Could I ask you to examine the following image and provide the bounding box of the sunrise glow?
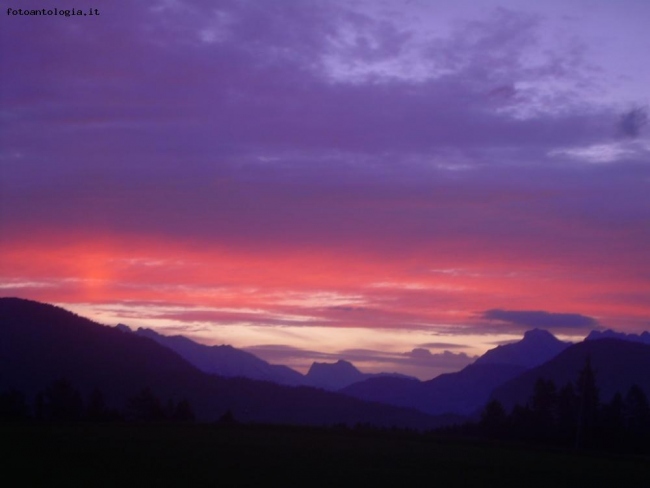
[1,0,649,379]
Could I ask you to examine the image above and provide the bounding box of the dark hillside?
[342,362,525,415]
[0,297,450,429]
[491,339,650,410]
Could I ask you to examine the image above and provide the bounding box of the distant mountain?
[303,360,415,390]
[130,326,306,386]
[341,363,525,416]
[0,297,452,429]
[473,328,571,368]
[342,329,569,416]
[586,329,650,346]
[125,327,415,390]
[490,339,650,411]
[306,360,365,390]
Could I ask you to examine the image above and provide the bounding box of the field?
[3,422,648,486]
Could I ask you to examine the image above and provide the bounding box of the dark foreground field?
[3,422,648,486]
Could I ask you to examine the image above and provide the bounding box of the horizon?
[105,318,649,380]
[1,0,649,380]
[1,295,647,383]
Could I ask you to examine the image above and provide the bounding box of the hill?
[0,297,457,429]
[341,363,525,416]
[586,329,650,346]
[490,339,650,411]
[131,327,415,390]
[473,328,570,368]
[304,359,415,390]
[132,326,305,386]
[341,328,568,415]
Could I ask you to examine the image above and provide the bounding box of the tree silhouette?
[623,385,649,436]
[171,399,195,422]
[85,389,121,422]
[480,399,507,437]
[530,378,557,439]
[463,359,649,453]
[43,379,84,422]
[575,356,599,448]
[0,389,30,421]
[126,388,166,422]
[86,389,107,420]
[600,392,625,449]
[218,409,237,425]
[556,382,577,442]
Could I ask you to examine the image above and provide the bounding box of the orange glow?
[2,230,648,330]
[2,229,649,379]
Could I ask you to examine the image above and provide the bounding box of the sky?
[1,0,649,380]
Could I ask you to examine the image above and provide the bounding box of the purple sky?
[1,0,649,379]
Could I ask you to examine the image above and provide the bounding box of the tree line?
[455,357,650,453]
[3,360,648,454]
[0,379,195,423]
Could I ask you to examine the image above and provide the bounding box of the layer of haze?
[1,0,649,379]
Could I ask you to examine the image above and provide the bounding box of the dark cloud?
[404,348,476,368]
[418,342,467,349]
[328,306,368,312]
[409,348,433,359]
[618,106,648,138]
[482,309,599,330]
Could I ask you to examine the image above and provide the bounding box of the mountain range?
[473,328,571,368]
[128,326,416,390]
[131,326,306,386]
[137,325,573,416]
[0,297,458,429]
[2,297,648,425]
[340,329,570,416]
[490,338,650,410]
[586,329,650,345]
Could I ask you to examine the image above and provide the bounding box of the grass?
[3,422,648,486]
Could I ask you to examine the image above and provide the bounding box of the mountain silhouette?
[341,329,568,415]
[304,360,415,390]
[490,338,650,411]
[473,328,571,368]
[130,326,306,386]
[306,360,365,390]
[0,297,453,428]
[341,363,525,416]
[586,329,650,346]
[126,326,415,389]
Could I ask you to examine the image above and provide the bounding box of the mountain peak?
[136,326,159,336]
[474,329,570,369]
[522,328,560,343]
[1,298,446,429]
[306,360,365,390]
[308,359,360,375]
[128,327,306,386]
[586,329,650,345]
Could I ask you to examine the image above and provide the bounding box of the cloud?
[418,342,467,349]
[404,348,476,368]
[481,309,599,330]
[549,142,644,164]
[244,344,475,379]
[618,106,648,138]
[2,0,649,348]
[243,344,336,363]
